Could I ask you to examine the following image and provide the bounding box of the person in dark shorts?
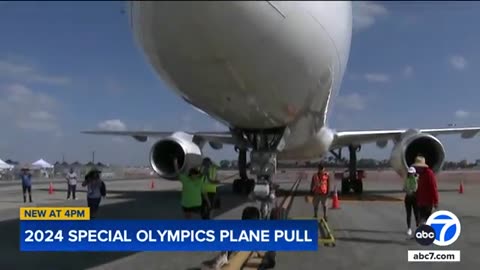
[174,158,209,219]
[82,168,105,218]
[20,168,33,203]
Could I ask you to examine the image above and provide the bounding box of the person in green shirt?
[199,158,221,220]
[404,166,419,237]
[174,158,210,219]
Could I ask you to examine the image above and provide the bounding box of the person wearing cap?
[82,168,105,218]
[199,157,220,220]
[20,168,33,203]
[412,155,439,224]
[404,166,419,237]
[174,158,209,219]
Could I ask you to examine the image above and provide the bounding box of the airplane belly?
[131,1,350,130]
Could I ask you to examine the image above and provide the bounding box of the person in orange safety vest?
[310,164,330,221]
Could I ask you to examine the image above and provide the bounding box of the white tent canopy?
[0,159,13,170]
[31,159,53,169]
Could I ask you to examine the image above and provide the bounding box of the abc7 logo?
[415,225,436,246]
[415,210,461,246]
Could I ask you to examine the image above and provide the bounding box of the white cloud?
[0,83,60,132]
[336,93,366,111]
[352,1,388,32]
[29,111,54,121]
[97,120,128,143]
[97,119,127,131]
[364,73,390,83]
[0,59,71,85]
[455,110,470,119]
[449,55,467,70]
[403,66,413,78]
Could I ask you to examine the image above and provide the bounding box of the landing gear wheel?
[270,207,287,220]
[242,206,260,220]
[245,179,255,195]
[259,251,277,269]
[354,181,363,194]
[341,179,350,194]
[232,179,242,194]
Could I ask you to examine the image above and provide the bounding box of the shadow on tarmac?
[282,188,458,203]
[0,184,247,270]
[335,236,410,246]
[334,228,405,235]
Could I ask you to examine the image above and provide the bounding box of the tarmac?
[0,170,478,270]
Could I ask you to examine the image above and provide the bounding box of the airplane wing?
[83,126,480,152]
[332,127,480,149]
[81,130,239,145]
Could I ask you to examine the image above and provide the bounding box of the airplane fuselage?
[130,1,352,159]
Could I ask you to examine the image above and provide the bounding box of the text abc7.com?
[409,210,461,262]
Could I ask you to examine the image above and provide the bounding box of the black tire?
[341,179,350,194]
[354,180,363,194]
[242,206,260,220]
[259,251,276,269]
[270,207,286,220]
[232,179,241,194]
[245,179,255,194]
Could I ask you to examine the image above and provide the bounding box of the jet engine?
[390,130,445,177]
[149,132,203,180]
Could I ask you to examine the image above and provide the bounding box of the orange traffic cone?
[48,182,54,195]
[459,181,464,194]
[331,185,340,209]
[150,179,155,190]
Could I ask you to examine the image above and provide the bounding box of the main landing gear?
[339,145,363,194]
[232,147,255,195]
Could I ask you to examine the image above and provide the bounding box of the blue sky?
[0,1,479,165]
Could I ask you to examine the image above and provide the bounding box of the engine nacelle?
[390,131,445,178]
[149,132,203,180]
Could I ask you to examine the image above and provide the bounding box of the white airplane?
[84,1,480,219]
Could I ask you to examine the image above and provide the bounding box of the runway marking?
[338,194,403,202]
[290,217,336,247]
[318,218,335,247]
[221,173,305,270]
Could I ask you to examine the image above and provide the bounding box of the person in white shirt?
[66,168,78,200]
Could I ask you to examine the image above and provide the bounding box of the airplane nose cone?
[131,1,352,129]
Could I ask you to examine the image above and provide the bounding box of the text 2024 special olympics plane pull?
[84,1,480,219]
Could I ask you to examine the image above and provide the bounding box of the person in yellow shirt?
[200,158,220,220]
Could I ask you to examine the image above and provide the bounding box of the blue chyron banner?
[20,220,318,251]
